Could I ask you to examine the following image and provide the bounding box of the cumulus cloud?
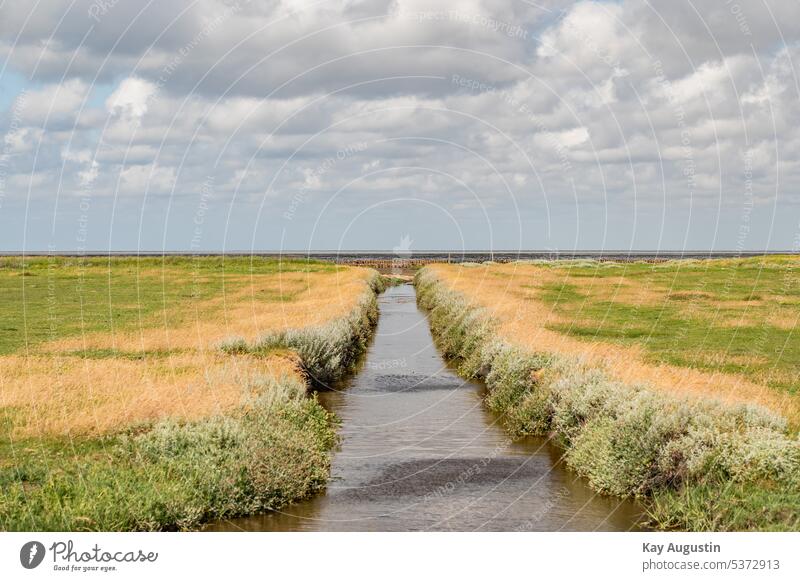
[19,79,90,127]
[107,77,157,122]
[1,0,799,250]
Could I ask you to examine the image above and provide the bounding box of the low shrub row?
[1,374,336,531]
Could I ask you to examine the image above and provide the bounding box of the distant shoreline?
[0,250,796,263]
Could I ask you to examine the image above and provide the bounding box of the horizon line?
[1,249,797,256]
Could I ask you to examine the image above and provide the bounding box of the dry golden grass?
[428,262,800,425]
[0,352,298,437]
[1,266,374,438]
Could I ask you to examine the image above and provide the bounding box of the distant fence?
[339,258,447,268]
[317,253,779,268]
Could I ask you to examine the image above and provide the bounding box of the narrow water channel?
[210,284,642,531]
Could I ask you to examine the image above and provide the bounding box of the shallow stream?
[209,284,642,531]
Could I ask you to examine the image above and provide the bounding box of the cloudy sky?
[1,0,799,252]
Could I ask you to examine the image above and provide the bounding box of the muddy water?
[210,285,643,531]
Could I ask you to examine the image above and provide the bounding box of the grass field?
[0,256,379,530]
[417,257,800,531]
[425,257,800,425]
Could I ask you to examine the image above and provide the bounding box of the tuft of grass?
[379,275,411,287]
[416,266,800,531]
[62,347,185,360]
[216,336,250,355]
[649,480,800,531]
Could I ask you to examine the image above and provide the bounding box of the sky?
[1,0,799,252]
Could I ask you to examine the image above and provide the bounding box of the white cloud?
[2,0,799,250]
[106,77,157,122]
[669,60,734,104]
[119,164,176,194]
[20,79,89,125]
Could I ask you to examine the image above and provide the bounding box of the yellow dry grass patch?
[1,267,374,438]
[429,263,800,424]
[0,353,299,438]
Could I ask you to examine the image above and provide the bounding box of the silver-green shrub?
[221,272,382,385]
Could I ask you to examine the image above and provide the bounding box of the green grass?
[0,257,378,531]
[0,256,339,355]
[52,347,186,360]
[649,480,800,531]
[532,257,800,394]
[0,375,338,531]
